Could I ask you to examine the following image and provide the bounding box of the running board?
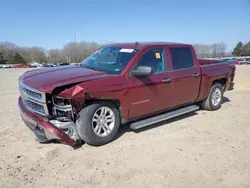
[130,105,199,130]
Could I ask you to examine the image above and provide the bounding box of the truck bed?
[198,59,224,66]
[197,59,236,102]
[198,59,237,66]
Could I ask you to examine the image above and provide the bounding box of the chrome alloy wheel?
[211,88,222,106]
[92,106,115,137]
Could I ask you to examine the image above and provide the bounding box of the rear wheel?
[76,101,120,146]
[201,83,223,111]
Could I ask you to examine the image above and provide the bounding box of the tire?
[201,83,223,111]
[76,101,120,146]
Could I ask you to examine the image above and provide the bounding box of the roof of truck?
[107,41,190,49]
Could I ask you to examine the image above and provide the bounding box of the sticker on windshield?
[119,48,135,53]
[155,52,161,59]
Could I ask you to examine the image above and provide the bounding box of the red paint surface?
[14,64,31,68]
[19,65,110,93]
[18,97,76,146]
[18,42,236,143]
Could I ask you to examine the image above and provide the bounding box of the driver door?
[126,47,174,120]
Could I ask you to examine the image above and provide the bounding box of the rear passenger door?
[168,46,201,106]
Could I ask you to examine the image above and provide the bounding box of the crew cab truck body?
[18,42,235,147]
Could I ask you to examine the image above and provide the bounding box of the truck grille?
[22,87,42,100]
[19,81,48,116]
[23,99,46,115]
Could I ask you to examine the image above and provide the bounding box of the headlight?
[52,96,73,121]
[53,96,71,107]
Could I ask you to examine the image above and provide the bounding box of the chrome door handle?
[161,78,172,83]
[192,73,200,77]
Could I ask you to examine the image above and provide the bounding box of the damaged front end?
[51,95,78,140]
[18,81,85,148]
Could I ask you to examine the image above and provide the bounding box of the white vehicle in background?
[0,64,12,68]
[47,64,57,67]
[29,62,43,68]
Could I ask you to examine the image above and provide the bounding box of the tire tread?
[76,101,120,146]
[201,83,223,111]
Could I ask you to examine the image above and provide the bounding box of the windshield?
[80,46,138,74]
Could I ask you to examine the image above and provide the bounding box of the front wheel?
[76,101,120,146]
[201,83,223,111]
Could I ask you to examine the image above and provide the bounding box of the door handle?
[161,78,172,83]
[192,73,200,77]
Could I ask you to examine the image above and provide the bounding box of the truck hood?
[20,65,110,93]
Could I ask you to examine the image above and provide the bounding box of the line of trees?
[0,41,249,64]
[232,41,250,56]
[48,42,100,64]
[193,42,228,58]
[0,41,101,64]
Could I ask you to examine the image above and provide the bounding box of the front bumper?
[18,97,79,147]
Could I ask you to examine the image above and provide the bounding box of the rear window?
[170,47,194,70]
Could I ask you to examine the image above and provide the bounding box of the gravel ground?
[0,66,250,188]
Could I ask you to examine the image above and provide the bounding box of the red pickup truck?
[18,42,235,148]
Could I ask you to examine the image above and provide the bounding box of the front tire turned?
[201,83,223,111]
[76,101,120,146]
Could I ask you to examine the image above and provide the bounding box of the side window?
[170,47,194,70]
[134,48,166,74]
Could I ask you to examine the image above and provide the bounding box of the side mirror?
[131,66,153,77]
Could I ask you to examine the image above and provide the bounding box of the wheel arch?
[212,77,227,89]
[197,76,227,103]
[85,99,125,124]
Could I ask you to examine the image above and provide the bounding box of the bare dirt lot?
[0,66,250,188]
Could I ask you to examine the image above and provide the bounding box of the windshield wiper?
[88,67,100,71]
[80,64,101,72]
